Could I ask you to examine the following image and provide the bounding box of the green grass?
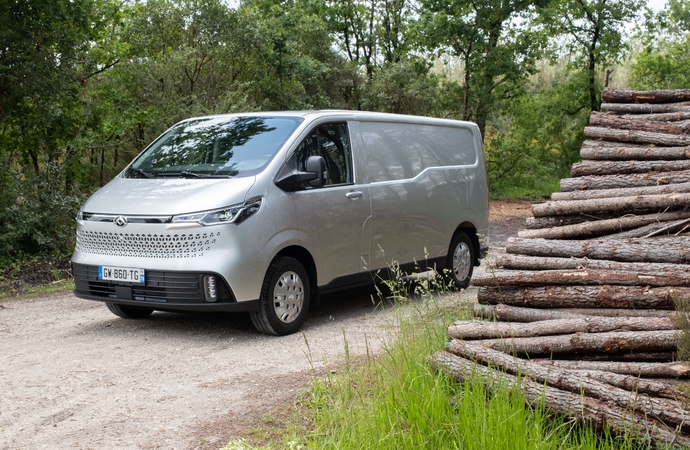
[0,278,74,301]
[265,288,642,450]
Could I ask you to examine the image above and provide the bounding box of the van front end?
[71,206,267,313]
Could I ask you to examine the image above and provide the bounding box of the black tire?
[445,232,475,289]
[250,257,310,336]
[106,302,154,319]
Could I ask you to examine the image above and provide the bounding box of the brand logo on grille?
[114,216,128,228]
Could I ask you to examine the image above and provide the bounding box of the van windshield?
[127,116,303,178]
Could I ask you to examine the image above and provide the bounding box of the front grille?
[73,264,234,303]
[75,230,220,258]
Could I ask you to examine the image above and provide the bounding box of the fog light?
[203,275,218,302]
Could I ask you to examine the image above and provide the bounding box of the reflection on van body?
[71,111,489,335]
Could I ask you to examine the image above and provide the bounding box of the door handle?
[345,190,364,199]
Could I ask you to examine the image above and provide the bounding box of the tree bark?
[447,340,690,432]
[525,214,617,229]
[580,144,690,161]
[550,182,690,201]
[477,285,682,309]
[598,221,678,240]
[431,351,690,449]
[589,111,690,135]
[505,236,690,264]
[560,170,690,192]
[448,317,674,340]
[584,126,690,146]
[493,253,690,274]
[602,88,690,104]
[571,160,690,177]
[558,352,675,362]
[473,269,690,288]
[472,303,674,322]
[570,368,682,399]
[471,330,677,356]
[532,193,690,217]
[517,210,690,239]
[601,102,690,114]
[620,111,690,122]
[535,360,690,378]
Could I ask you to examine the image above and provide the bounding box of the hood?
[82,176,257,215]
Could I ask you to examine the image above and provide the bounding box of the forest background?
[0,0,689,267]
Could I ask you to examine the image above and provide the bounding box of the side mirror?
[306,156,326,188]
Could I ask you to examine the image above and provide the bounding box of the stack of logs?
[433,88,690,447]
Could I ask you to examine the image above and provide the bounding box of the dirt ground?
[0,200,533,450]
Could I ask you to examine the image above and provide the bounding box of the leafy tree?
[417,0,548,139]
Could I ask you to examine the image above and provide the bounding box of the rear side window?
[360,122,477,183]
[294,123,353,186]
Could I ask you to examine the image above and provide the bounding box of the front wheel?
[445,232,475,290]
[106,303,154,319]
[250,257,311,336]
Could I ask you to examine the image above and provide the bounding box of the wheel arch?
[274,245,320,305]
[451,222,480,266]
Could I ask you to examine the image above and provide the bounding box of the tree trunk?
[473,269,690,288]
[517,210,690,239]
[602,88,690,104]
[580,144,690,161]
[447,340,690,432]
[584,126,690,146]
[472,303,674,322]
[550,182,690,201]
[535,359,690,378]
[558,352,675,362]
[571,160,690,177]
[525,214,617,229]
[589,111,690,135]
[431,351,690,449]
[477,285,681,309]
[620,111,690,122]
[532,193,690,217]
[601,102,690,114]
[471,330,677,356]
[571,369,682,399]
[493,253,690,274]
[506,236,690,264]
[448,317,674,340]
[560,170,690,192]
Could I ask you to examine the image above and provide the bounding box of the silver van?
[71,111,489,335]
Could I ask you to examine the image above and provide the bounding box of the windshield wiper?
[127,167,153,178]
[179,170,204,178]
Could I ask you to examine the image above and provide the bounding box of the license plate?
[98,266,145,284]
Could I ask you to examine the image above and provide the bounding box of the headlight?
[171,197,262,226]
[76,208,84,220]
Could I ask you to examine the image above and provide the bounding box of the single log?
[584,126,690,146]
[573,369,682,399]
[505,236,690,264]
[580,144,690,161]
[532,193,690,217]
[558,352,675,362]
[517,211,690,239]
[645,217,690,237]
[550,183,690,201]
[601,88,690,104]
[598,221,673,240]
[589,111,690,135]
[493,253,690,274]
[535,360,690,378]
[560,170,690,192]
[620,111,690,122]
[525,214,616,229]
[473,330,677,356]
[431,351,690,449]
[572,160,690,177]
[448,317,674,340]
[477,285,682,309]
[473,269,690,288]
[472,303,674,322]
[447,340,690,432]
[601,102,690,114]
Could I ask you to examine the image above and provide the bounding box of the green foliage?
[630,0,690,89]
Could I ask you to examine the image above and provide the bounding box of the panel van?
[71,111,489,335]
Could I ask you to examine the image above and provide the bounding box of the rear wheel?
[445,232,475,289]
[106,302,154,319]
[250,257,310,336]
